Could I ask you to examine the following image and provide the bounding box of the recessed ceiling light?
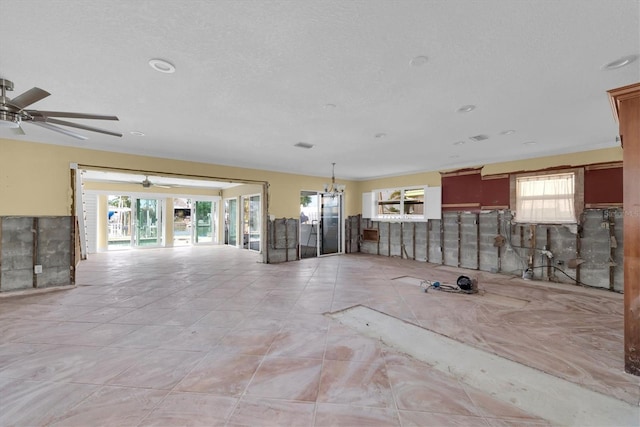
[130,131,145,136]
[500,130,516,135]
[148,58,176,73]
[410,55,428,67]
[375,133,386,139]
[294,142,314,149]
[323,103,336,109]
[602,55,638,70]
[453,140,466,146]
[457,105,476,113]
[523,141,537,145]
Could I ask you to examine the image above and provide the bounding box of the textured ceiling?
[0,0,638,181]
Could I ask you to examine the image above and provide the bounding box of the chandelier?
[323,162,345,197]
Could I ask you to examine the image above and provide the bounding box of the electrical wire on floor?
[506,265,611,290]
[420,278,479,294]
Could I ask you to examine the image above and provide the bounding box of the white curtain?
[516,173,575,223]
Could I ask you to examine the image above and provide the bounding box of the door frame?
[299,190,345,258]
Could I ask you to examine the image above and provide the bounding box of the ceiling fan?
[140,176,171,189]
[0,78,122,140]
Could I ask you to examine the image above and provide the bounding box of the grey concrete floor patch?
[327,305,640,427]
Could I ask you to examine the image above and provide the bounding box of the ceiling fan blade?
[7,87,51,110]
[29,121,88,140]
[27,110,119,121]
[42,117,122,137]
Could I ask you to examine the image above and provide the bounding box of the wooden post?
[608,82,640,376]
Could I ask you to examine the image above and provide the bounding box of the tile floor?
[0,246,637,426]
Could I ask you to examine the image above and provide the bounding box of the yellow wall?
[0,137,622,220]
[0,138,355,218]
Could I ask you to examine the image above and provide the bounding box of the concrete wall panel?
[428,220,443,264]
[443,212,458,267]
[460,213,479,270]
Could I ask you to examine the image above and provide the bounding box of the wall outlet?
[34,265,43,274]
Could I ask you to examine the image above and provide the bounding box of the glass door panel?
[225,198,238,246]
[300,191,319,259]
[173,198,192,246]
[320,193,342,255]
[134,198,161,247]
[107,195,132,249]
[194,201,213,243]
[248,195,260,251]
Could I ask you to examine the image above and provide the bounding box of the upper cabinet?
[362,186,441,221]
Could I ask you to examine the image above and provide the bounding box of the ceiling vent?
[294,142,314,149]
[469,134,489,142]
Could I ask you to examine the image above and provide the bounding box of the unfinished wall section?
[266,218,299,263]
[0,216,75,292]
[345,215,360,254]
[356,208,623,291]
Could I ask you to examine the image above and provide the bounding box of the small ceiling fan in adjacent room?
[140,176,171,189]
[0,79,122,140]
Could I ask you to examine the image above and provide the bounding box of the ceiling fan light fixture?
[0,115,20,128]
[148,58,176,74]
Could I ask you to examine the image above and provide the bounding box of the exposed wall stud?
[400,222,404,258]
[412,222,416,260]
[576,213,584,285]
[609,209,616,291]
[440,218,445,265]
[32,218,38,288]
[496,212,502,273]
[70,216,76,286]
[546,227,551,281]
[457,212,462,268]
[476,213,480,269]
[426,221,430,263]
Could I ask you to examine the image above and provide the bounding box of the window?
[376,187,425,220]
[363,186,441,221]
[514,172,579,223]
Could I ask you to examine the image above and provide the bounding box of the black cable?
[519,265,622,292]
